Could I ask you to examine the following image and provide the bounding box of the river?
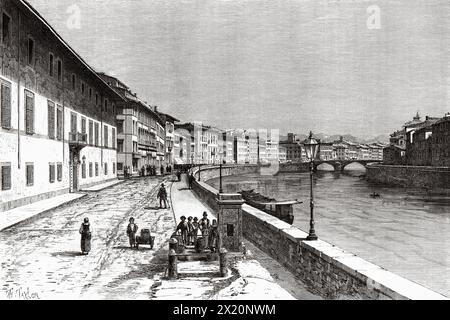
[207,164,450,297]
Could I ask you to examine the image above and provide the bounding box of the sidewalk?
[165,176,321,300]
[0,193,86,231]
[80,179,123,191]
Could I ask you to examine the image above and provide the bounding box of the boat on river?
[239,189,302,225]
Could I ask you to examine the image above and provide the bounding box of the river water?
[207,164,450,297]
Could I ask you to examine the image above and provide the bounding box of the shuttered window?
[70,112,77,133]
[113,162,116,174]
[57,163,62,181]
[94,123,99,146]
[95,163,99,176]
[81,161,86,179]
[1,81,12,129]
[104,163,108,175]
[25,90,35,134]
[26,163,34,186]
[81,117,86,139]
[49,163,55,183]
[88,120,93,145]
[104,125,108,148]
[48,101,55,139]
[112,128,116,149]
[56,107,63,140]
[89,162,93,177]
[1,163,11,190]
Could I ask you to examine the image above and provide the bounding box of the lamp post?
[219,154,223,193]
[303,131,319,241]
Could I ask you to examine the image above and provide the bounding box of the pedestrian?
[192,217,199,245]
[199,212,210,249]
[157,183,168,209]
[176,216,188,245]
[160,165,164,175]
[126,217,138,249]
[176,170,181,182]
[188,172,195,189]
[79,217,92,255]
[187,216,194,245]
[209,219,219,252]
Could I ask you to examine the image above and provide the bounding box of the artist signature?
[4,286,40,300]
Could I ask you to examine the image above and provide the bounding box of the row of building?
[279,133,386,162]
[383,112,450,167]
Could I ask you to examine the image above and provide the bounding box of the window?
[26,163,34,186]
[104,99,108,112]
[2,12,11,45]
[57,163,62,181]
[1,163,11,190]
[94,123,99,146]
[56,106,63,140]
[113,162,116,174]
[49,53,54,76]
[57,59,62,82]
[49,163,55,183]
[89,162,93,177]
[95,93,98,106]
[25,90,35,134]
[104,125,108,147]
[117,163,123,171]
[104,163,108,175]
[81,160,86,179]
[117,140,124,152]
[27,37,35,66]
[95,162,99,176]
[81,81,85,94]
[70,112,77,134]
[89,88,92,99]
[81,117,86,135]
[47,101,55,139]
[1,80,12,129]
[117,120,123,134]
[72,74,76,90]
[88,120,93,145]
[112,128,116,149]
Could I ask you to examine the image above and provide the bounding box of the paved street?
[0,177,175,300]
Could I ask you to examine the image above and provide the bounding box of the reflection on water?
[208,166,450,297]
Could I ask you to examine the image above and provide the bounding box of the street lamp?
[219,154,223,193]
[303,131,320,241]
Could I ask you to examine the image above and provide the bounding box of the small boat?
[239,189,302,225]
[370,192,381,198]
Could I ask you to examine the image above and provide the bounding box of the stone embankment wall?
[366,164,450,189]
[277,162,310,173]
[189,164,447,300]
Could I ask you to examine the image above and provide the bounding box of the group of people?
[175,211,219,252]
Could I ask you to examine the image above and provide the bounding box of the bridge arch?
[316,163,335,171]
[341,161,367,171]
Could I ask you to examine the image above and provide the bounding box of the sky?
[28,0,450,138]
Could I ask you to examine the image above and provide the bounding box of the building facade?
[0,0,122,211]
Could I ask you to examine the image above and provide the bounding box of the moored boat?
[239,189,302,225]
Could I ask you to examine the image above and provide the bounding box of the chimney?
[154,106,158,112]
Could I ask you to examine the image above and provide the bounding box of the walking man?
[157,183,168,209]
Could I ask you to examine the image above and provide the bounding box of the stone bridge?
[313,160,382,172]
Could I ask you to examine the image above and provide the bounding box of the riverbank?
[192,165,448,299]
[366,164,450,189]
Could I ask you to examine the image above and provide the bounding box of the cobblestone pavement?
[0,177,176,300]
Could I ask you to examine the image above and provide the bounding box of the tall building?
[156,110,179,170]
[98,73,163,176]
[278,132,303,162]
[0,0,123,211]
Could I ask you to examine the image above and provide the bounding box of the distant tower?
[413,111,420,121]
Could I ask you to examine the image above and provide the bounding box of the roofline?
[19,0,125,102]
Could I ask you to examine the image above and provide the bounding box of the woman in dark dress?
[79,217,92,255]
